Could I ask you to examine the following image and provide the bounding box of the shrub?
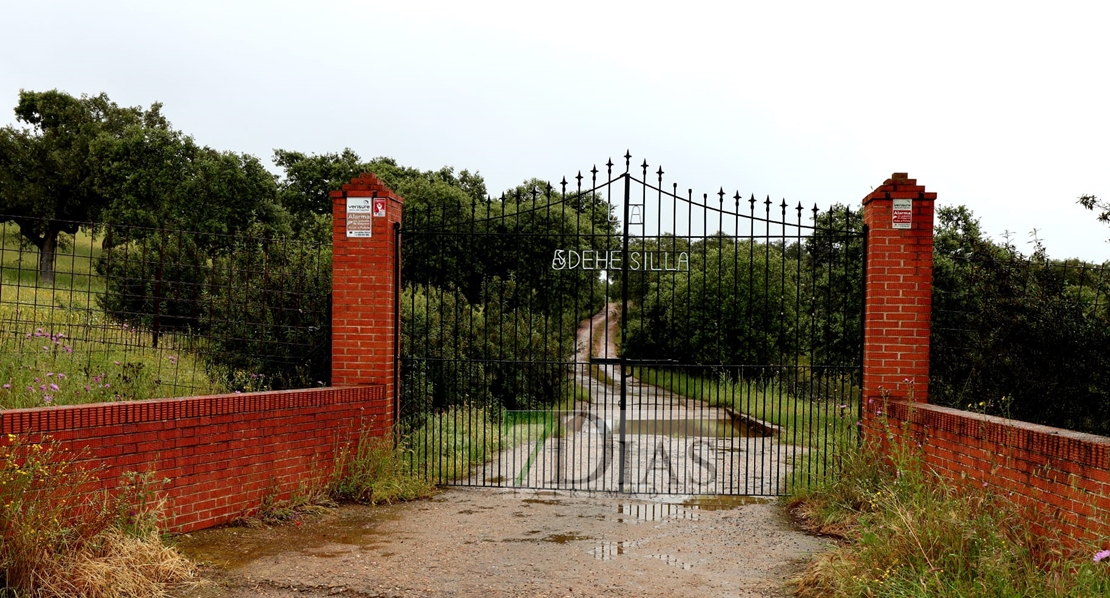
[791,411,1110,598]
[0,434,193,597]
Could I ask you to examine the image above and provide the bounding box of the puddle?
[521,498,561,506]
[174,506,402,570]
[623,418,759,438]
[616,503,698,522]
[611,495,769,523]
[681,495,772,510]
[650,553,693,570]
[591,540,638,561]
[503,411,769,439]
[503,532,592,544]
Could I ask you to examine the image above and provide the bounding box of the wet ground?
[172,488,829,598]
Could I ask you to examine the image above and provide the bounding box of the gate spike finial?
[591,165,599,186]
[734,191,741,208]
[560,177,567,196]
[718,187,726,203]
[605,159,613,177]
[641,159,649,178]
[749,194,757,211]
[811,204,820,223]
[624,150,632,171]
[656,166,664,183]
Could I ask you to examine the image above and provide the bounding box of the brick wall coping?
[1,385,382,435]
[884,400,1110,468]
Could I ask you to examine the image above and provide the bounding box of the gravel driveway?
[173,488,828,598]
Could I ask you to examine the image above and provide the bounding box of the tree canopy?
[0,90,145,279]
[0,89,289,280]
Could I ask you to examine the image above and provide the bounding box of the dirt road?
[174,488,828,598]
[172,305,829,597]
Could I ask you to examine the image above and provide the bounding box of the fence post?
[861,173,936,411]
[330,174,403,431]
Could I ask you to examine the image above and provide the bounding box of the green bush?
[931,207,1110,434]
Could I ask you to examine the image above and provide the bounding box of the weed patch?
[0,434,192,597]
[789,411,1110,598]
[330,434,434,505]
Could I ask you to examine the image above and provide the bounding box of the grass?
[329,433,435,505]
[789,412,1110,598]
[401,405,506,484]
[0,433,194,598]
[632,366,858,493]
[248,410,500,524]
[1,228,224,408]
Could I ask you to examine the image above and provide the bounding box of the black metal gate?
[398,154,864,496]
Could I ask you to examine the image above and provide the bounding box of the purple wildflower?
[1095,549,1110,563]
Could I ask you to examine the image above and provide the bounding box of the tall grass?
[0,433,193,597]
[633,366,858,492]
[329,433,434,505]
[1,229,222,408]
[790,414,1110,597]
[401,405,505,484]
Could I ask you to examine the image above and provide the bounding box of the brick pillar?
[862,173,936,406]
[331,174,403,430]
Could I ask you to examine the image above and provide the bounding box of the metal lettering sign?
[346,197,373,238]
[892,199,912,230]
[551,249,690,272]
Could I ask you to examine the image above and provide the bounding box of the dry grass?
[788,414,1110,598]
[1,434,194,598]
[25,529,194,598]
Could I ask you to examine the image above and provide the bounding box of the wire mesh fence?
[0,217,331,408]
[932,246,1110,434]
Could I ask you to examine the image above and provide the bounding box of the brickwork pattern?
[330,174,403,413]
[861,172,1110,549]
[878,401,1110,547]
[1,386,385,533]
[861,173,936,404]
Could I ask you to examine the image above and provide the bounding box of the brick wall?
[876,401,1110,546]
[861,173,936,405]
[330,174,403,414]
[1,386,385,533]
[861,172,1110,548]
[1,174,405,535]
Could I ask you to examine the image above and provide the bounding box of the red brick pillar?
[862,173,936,407]
[331,174,403,430]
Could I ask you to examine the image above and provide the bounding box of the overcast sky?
[2,1,1109,261]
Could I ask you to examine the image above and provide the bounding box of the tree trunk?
[14,219,76,284]
[37,225,60,284]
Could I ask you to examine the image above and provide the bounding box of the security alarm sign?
[347,197,373,238]
[892,199,912,230]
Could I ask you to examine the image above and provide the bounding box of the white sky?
[2,0,1109,261]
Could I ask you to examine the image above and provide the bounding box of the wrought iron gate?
[398,154,864,496]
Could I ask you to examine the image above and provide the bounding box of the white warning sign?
[892,199,912,230]
[347,197,373,238]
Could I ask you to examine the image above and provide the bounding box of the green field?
[0,227,220,409]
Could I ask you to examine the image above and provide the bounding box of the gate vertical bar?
[618,168,631,493]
